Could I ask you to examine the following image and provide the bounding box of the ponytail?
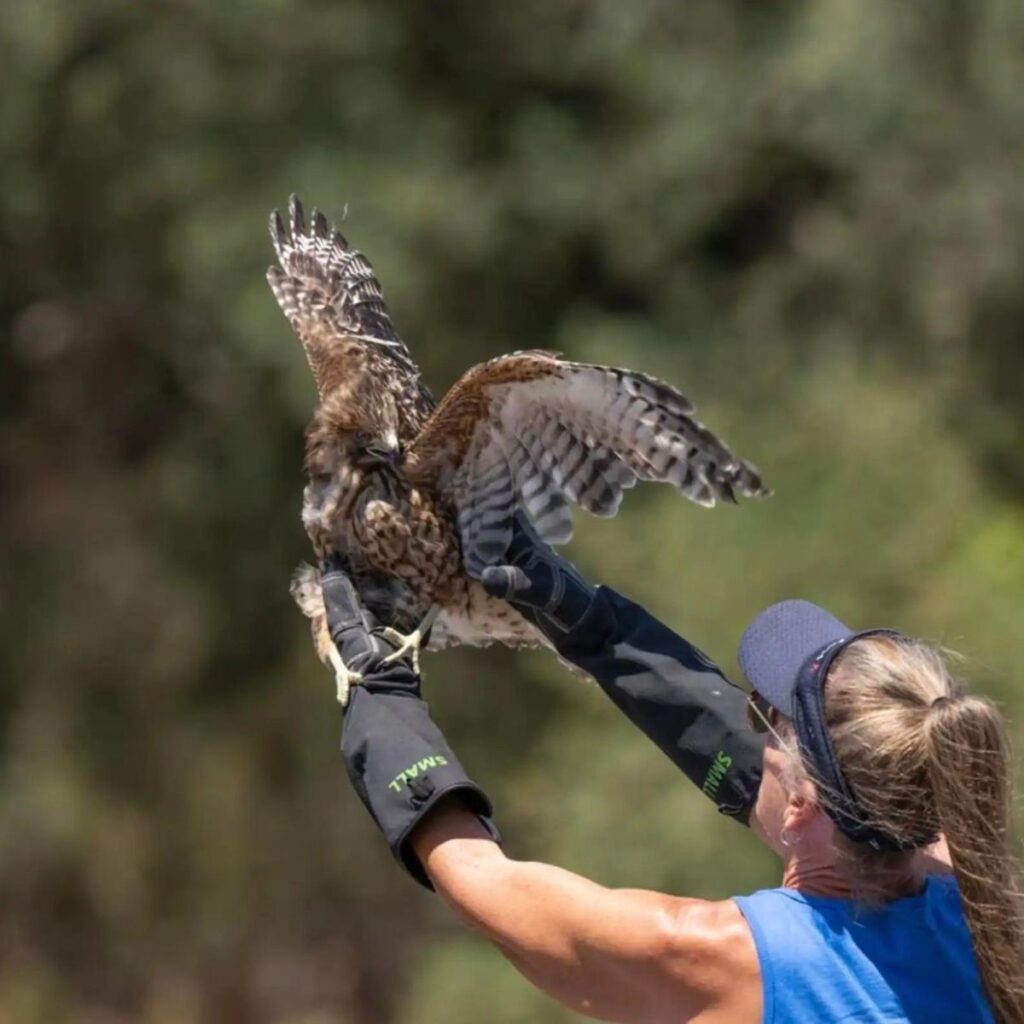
[817,637,1024,1024]
[925,695,1024,1024]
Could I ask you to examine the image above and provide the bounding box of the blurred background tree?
[1,1,1022,1021]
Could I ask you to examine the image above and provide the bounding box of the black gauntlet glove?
[322,556,498,887]
[479,513,596,640]
[481,516,764,823]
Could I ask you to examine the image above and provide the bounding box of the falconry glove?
[479,513,597,638]
[322,556,499,888]
[481,519,764,824]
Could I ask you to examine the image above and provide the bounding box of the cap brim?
[738,600,854,718]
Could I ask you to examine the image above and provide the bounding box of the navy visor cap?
[738,599,860,717]
[738,600,930,852]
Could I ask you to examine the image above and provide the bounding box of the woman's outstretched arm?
[412,799,758,1024]
[479,515,765,823]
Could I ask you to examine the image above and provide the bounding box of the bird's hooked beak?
[361,430,401,468]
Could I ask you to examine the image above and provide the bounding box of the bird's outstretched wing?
[266,194,420,394]
[403,351,770,577]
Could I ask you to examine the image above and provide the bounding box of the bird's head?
[320,380,404,470]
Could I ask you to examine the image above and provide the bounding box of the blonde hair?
[784,635,1024,1023]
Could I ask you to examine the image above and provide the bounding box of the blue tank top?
[733,876,992,1023]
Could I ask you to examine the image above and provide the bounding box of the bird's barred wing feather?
[403,352,770,577]
[266,194,420,395]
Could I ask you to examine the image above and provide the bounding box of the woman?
[324,519,1024,1022]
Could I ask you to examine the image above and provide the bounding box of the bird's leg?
[326,642,362,707]
[379,605,441,675]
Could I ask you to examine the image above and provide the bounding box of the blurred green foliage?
[1,2,1022,1021]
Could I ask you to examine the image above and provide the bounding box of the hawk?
[268,195,769,702]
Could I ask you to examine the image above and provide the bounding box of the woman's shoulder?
[670,895,757,949]
[661,897,762,1023]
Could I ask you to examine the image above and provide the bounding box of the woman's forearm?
[556,586,765,822]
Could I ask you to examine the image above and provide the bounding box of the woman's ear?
[783,778,821,834]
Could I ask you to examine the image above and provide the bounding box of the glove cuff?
[342,687,498,890]
[393,781,499,887]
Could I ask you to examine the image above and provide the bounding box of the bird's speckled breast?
[302,455,462,605]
